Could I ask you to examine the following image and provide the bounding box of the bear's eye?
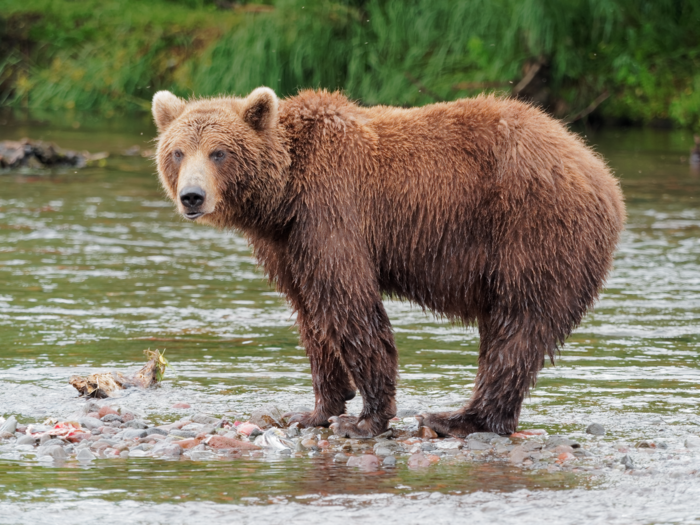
[173,150,183,161]
[211,150,226,162]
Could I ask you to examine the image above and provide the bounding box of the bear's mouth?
[183,211,204,220]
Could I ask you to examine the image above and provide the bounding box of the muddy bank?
[0,139,108,169]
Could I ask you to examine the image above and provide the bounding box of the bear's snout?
[179,186,206,219]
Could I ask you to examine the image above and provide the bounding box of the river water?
[0,115,699,524]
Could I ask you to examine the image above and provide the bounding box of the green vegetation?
[1,0,699,127]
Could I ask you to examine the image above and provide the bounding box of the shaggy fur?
[152,88,625,438]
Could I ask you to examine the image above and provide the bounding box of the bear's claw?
[329,414,387,439]
[283,410,334,428]
[417,411,488,438]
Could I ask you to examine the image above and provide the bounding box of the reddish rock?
[157,421,190,432]
[557,452,576,463]
[205,435,259,450]
[317,439,329,448]
[426,454,440,464]
[347,454,380,471]
[120,412,135,422]
[87,412,100,419]
[418,426,438,440]
[509,446,528,464]
[237,422,261,436]
[66,433,91,443]
[553,445,575,455]
[408,452,433,468]
[174,438,203,449]
[172,402,191,409]
[98,406,119,418]
[519,429,546,436]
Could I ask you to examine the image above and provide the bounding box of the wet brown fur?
[153,89,625,438]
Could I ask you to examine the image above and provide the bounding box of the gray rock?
[42,438,66,447]
[545,436,577,449]
[467,432,500,443]
[382,455,397,467]
[286,423,301,438]
[145,427,168,436]
[76,449,96,461]
[521,440,544,452]
[334,453,349,462]
[0,416,17,434]
[122,429,148,440]
[119,450,130,459]
[397,408,420,418]
[38,445,67,461]
[249,405,286,429]
[620,454,635,469]
[123,419,148,430]
[586,423,606,436]
[374,446,393,457]
[101,414,123,423]
[16,434,37,446]
[191,414,221,426]
[684,435,700,449]
[78,417,103,431]
[169,429,197,439]
[466,439,492,450]
[419,442,436,451]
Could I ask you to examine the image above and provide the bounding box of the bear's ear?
[152,91,186,132]
[242,87,279,131]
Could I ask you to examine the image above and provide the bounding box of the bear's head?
[152,87,290,230]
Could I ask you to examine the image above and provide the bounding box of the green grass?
[1,0,700,127]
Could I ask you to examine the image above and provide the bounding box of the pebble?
[76,448,96,461]
[101,414,123,423]
[333,453,349,462]
[684,436,700,449]
[382,455,397,467]
[172,403,191,409]
[169,430,198,439]
[98,406,119,418]
[205,435,259,450]
[145,427,168,436]
[408,452,435,468]
[249,405,287,429]
[586,423,606,436]
[191,414,221,426]
[468,432,500,443]
[347,454,380,471]
[123,419,148,430]
[0,416,17,434]
[16,435,37,446]
[78,417,103,431]
[374,446,393,457]
[121,429,148,440]
[38,445,67,461]
[620,454,635,469]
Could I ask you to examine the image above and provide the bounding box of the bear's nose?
[179,186,206,209]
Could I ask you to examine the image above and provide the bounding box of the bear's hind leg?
[419,314,548,437]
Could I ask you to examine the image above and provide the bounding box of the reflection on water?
[1,117,699,523]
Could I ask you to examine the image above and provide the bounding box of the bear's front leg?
[289,224,398,438]
[284,309,357,427]
[325,299,399,438]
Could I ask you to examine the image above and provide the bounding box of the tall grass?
[1,0,700,126]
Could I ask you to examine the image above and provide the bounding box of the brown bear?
[152,87,625,438]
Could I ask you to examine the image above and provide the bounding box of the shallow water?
[1,116,699,524]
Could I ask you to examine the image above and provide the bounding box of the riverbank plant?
[1,0,699,127]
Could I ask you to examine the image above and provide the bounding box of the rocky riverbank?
[2,404,699,477]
